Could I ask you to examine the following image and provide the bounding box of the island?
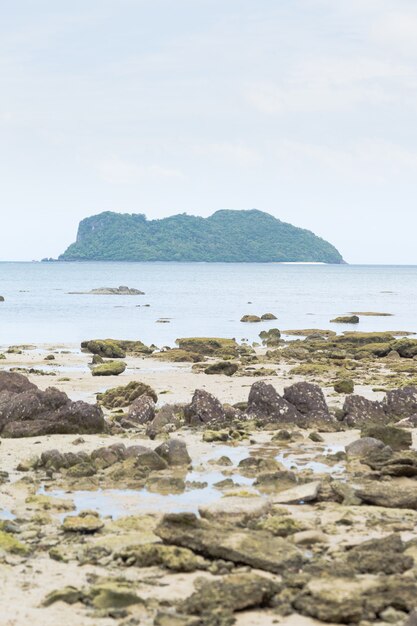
[58,209,345,263]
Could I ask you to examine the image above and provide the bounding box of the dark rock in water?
[330,315,360,324]
[154,439,191,466]
[240,315,262,323]
[0,296,4,302]
[283,382,333,425]
[361,424,412,450]
[123,395,155,425]
[384,386,417,419]
[0,371,36,394]
[184,390,225,425]
[156,513,303,574]
[346,533,413,575]
[180,572,279,616]
[246,381,302,424]
[259,328,281,347]
[345,437,386,458]
[342,394,387,426]
[0,373,105,438]
[71,286,144,295]
[204,361,238,376]
[261,313,277,321]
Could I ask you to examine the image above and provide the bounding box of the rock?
[361,424,412,450]
[154,612,201,626]
[156,513,303,574]
[342,394,387,426]
[180,572,279,615]
[283,382,333,424]
[42,586,83,607]
[0,530,29,555]
[384,386,417,419]
[176,338,238,357]
[75,286,144,295]
[261,313,277,320]
[115,543,208,571]
[355,480,417,509]
[146,404,184,438]
[0,371,36,394]
[292,530,328,546]
[154,439,191,466]
[89,582,143,609]
[184,389,225,425]
[259,328,281,347]
[346,534,413,574]
[91,354,104,364]
[154,349,202,363]
[0,296,4,302]
[123,395,155,425]
[330,315,360,324]
[246,381,302,424]
[92,360,126,376]
[199,496,271,523]
[129,446,168,471]
[241,315,262,323]
[345,437,386,458]
[83,339,126,358]
[0,381,105,438]
[273,481,321,504]
[97,381,157,408]
[204,361,238,376]
[62,513,104,533]
[334,379,354,394]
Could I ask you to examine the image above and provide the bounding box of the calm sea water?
[0,262,416,346]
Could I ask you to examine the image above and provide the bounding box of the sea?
[0,262,416,347]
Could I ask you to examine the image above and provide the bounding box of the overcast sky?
[1,0,417,263]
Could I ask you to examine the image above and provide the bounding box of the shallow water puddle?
[0,508,15,520]
[276,444,345,475]
[40,464,255,518]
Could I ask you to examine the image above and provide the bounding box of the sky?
[1,0,417,263]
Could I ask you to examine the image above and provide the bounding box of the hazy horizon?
[2,1,417,263]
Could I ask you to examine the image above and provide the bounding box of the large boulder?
[384,386,417,420]
[0,373,105,438]
[97,381,157,408]
[184,390,225,426]
[246,381,302,424]
[342,395,387,427]
[283,382,333,425]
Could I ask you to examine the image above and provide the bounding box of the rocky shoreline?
[2,332,417,625]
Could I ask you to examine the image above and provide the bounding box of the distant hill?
[58,210,345,263]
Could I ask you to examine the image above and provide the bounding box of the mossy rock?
[357,342,393,357]
[62,513,104,533]
[259,328,281,347]
[0,530,30,555]
[361,424,412,451]
[335,332,395,346]
[92,360,126,376]
[391,339,417,359]
[255,515,306,537]
[334,379,355,394]
[153,349,202,363]
[115,543,208,571]
[89,582,143,609]
[261,313,277,320]
[82,339,126,358]
[241,315,262,323]
[42,586,83,607]
[204,361,238,376]
[331,315,360,324]
[176,337,238,356]
[97,380,157,408]
[290,363,335,376]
